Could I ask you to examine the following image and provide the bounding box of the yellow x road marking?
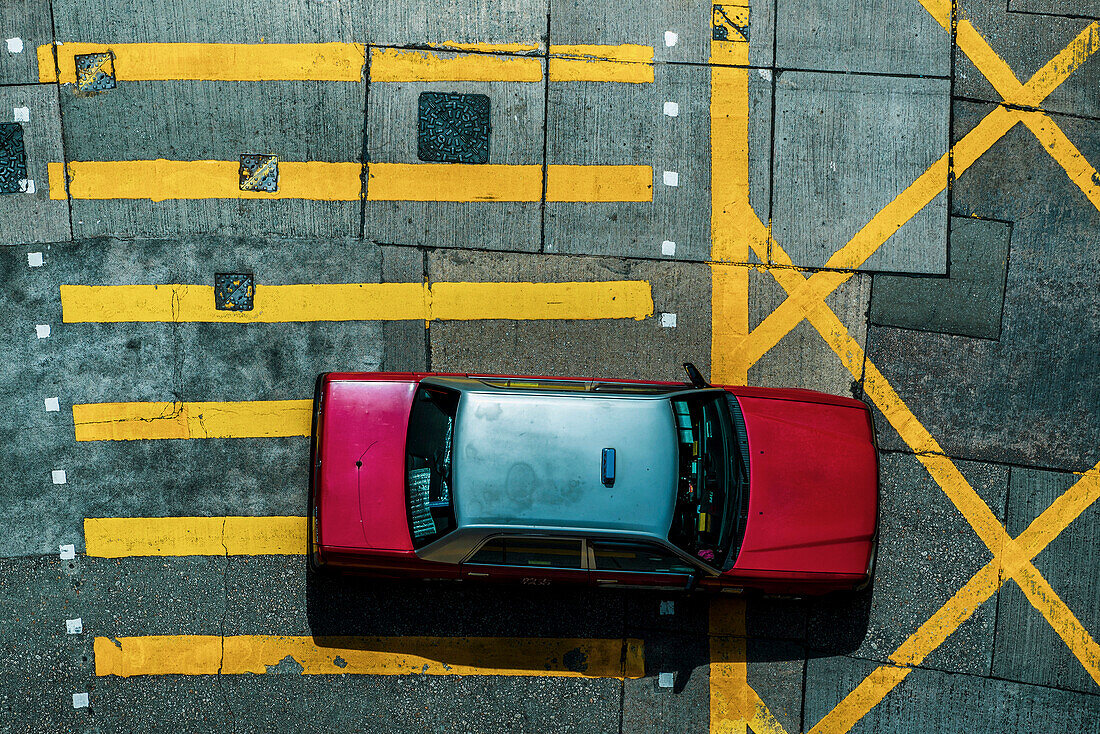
[710,6,1100,732]
[720,12,1100,381]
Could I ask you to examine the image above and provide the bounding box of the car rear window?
[466,537,583,569]
[406,385,459,548]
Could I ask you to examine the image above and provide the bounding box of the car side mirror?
[683,362,709,388]
[684,572,700,593]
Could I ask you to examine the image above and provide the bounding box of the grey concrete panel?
[992,468,1100,693]
[957,1,1100,119]
[746,639,805,734]
[550,0,775,67]
[363,71,543,252]
[748,269,870,396]
[363,0,548,49]
[805,655,1100,733]
[380,244,427,372]
[0,85,72,245]
[426,250,711,382]
[59,79,364,238]
[870,217,1010,339]
[809,454,1008,675]
[0,1,53,84]
[775,0,951,76]
[546,65,771,262]
[1009,0,1100,19]
[623,633,709,734]
[771,72,949,274]
[867,102,1099,471]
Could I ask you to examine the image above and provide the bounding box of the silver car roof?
[442,383,680,540]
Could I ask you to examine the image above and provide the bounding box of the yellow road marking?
[94,635,645,679]
[370,47,542,82]
[85,516,306,557]
[1017,110,1100,210]
[710,3,751,66]
[72,400,312,441]
[40,42,366,83]
[50,160,362,202]
[50,161,652,202]
[548,44,654,83]
[61,280,653,324]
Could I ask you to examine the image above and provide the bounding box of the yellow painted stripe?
[548,44,654,83]
[368,163,541,201]
[370,47,542,82]
[61,281,653,324]
[427,42,542,55]
[85,516,306,557]
[40,42,365,83]
[95,635,645,679]
[51,161,651,203]
[52,160,361,202]
[1016,22,1100,107]
[72,400,311,441]
[545,164,652,202]
[1018,110,1100,211]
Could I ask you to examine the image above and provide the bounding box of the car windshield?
[668,392,749,569]
[405,385,459,548]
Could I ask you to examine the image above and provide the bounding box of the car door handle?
[595,579,618,583]
[466,572,490,577]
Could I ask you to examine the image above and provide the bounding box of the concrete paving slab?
[0,1,53,84]
[363,0,548,49]
[746,639,805,734]
[868,102,1099,471]
[771,72,949,274]
[957,1,1100,120]
[546,64,771,262]
[1009,0,1100,19]
[775,0,951,76]
[808,453,1008,675]
[381,244,428,371]
[0,85,72,245]
[425,249,709,381]
[363,63,543,252]
[60,79,364,238]
[805,654,1100,733]
[992,467,1100,693]
[870,216,1010,339]
[551,0,775,66]
[747,268,870,396]
[622,633,709,733]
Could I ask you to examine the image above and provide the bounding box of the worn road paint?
[72,400,312,441]
[49,161,652,202]
[61,280,653,324]
[84,516,307,557]
[371,47,542,82]
[94,635,645,679]
[709,599,791,734]
[548,44,654,83]
[39,42,366,83]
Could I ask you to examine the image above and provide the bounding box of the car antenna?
[683,362,709,388]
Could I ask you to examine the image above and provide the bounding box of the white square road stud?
[13,106,29,122]
[52,469,67,485]
[27,252,43,267]
[661,240,676,256]
[59,544,75,560]
[664,31,678,47]
[66,618,83,634]
[659,600,675,615]
[36,324,51,338]
[663,171,679,187]
[6,38,24,54]
[658,672,675,688]
[44,397,60,412]
[19,179,34,194]
[72,692,88,709]
[660,313,677,328]
[663,101,679,117]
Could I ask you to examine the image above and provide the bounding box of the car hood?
[730,394,877,575]
[318,379,417,551]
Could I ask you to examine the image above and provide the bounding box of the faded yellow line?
[40,42,365,83]
[95,635,645,679]
[709,598,748,733]
[548,44,654,83]
[85,516,306,557]
[72,400,311,441]
[370,47,542,82]
[51,160,362,202]
[61,281,653,324]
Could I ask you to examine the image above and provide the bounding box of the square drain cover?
[74,52,117,91]
[214,273,255,311]
[417,92,491,164]
[239,154,279,192]
[0,123,28,194]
